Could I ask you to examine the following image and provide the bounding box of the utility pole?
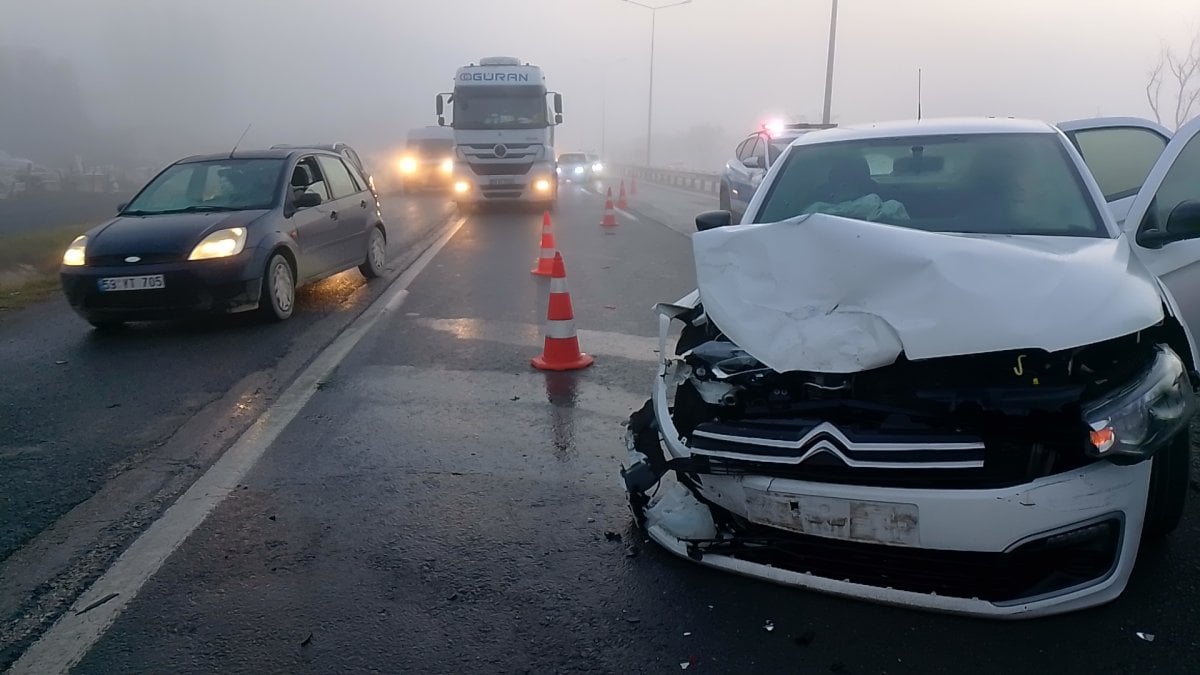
[621,0,692,166]
[821,0,839,125]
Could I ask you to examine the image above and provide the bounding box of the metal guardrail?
[617,165,722,196]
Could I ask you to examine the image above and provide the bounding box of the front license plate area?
[488,177,518,186]
[97,275,166,292]
[746,490,919,546]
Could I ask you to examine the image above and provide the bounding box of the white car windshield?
[756,133,1107,237]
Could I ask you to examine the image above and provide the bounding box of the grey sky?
[2,0,1196,165]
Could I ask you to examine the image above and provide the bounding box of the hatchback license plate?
[97,275,165,292]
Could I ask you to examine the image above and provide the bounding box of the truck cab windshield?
[453,86,547,130]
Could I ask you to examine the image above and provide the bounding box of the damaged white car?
[623,117,1200,618]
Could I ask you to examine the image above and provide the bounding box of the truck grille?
[470,162,533,176]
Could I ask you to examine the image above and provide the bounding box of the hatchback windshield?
[558,153,588,164]
[124,158,283,214]
[756,133,1106,237]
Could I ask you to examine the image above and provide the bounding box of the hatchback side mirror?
[294,192,322,208]
[696,210,734,232]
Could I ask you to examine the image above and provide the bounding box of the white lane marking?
[616,208,638,221]
[415,317,659,362]
[9,217,467,675]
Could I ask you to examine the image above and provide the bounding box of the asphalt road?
[3,181,1200,673]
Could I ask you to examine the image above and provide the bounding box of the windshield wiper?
[121,205,245,216]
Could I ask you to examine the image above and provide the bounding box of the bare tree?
[1147,32,1200,130]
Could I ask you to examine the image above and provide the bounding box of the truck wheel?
[1144,432,1191,538]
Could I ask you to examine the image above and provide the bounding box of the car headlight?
[399,157,417,174]
[63,235,87,266]
[556,167,562,175]
[592,162,603,173]
[573,166,584,175]
[440,158,454,173]
[1083,345,1195,463]
[188,227,247,261]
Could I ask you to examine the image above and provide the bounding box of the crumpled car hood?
[692,214,1164,373]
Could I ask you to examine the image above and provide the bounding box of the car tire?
[719,184,731,212]
[259,253,295,322]
[1144,432,1191,538]
[359,227,386,279]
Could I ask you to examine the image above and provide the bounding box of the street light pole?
[622,0,691,166]
[821,0,839,125]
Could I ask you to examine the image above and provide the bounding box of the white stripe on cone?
[544,319,578,339]
[550,277,568,293]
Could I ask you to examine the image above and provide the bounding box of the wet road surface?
[4,182,1200,673]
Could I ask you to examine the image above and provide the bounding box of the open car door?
[1057,117,1172,227]
[1113,116,1200,371]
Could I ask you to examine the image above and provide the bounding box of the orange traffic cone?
[601,188,618,229]
[532,253,594,371]
[618,180,629,209]
[531,211,557,276]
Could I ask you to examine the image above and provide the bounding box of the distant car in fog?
[556,152,603,183]
[396,126,456,193]
[271,143,376,198]
[60,148,387,329]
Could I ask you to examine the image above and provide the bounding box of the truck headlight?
[1083,346,1195,463]
[440,158,454,174]
[454,180,471,194]
[592,162,603,173]
[534,178,552,192]
[188,227,247,261]
[63,235,87,266]
[573,166,584,175]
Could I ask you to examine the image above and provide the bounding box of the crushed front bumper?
[627,304,1153,619]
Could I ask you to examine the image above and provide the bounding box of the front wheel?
[1144,432,1192,538]
[259,253,295,322]
[358,227,386,279]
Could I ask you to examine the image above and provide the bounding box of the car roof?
[786,117,1057,148]
[176,149,338,163]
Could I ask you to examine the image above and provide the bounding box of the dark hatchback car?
[60,149,388,328]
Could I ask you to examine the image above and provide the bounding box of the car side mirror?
[742,156,763,170]
[294,192,322,208]
[1139,200,1200,248]
[117,202,128,213]
[1166,200,1200,239]
[554,113,563,125]
[696,210,734,232]
[437,115,446,127]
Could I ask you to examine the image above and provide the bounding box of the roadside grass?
[0,225,90,311]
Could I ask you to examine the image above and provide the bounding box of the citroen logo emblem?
[125,256,141,263]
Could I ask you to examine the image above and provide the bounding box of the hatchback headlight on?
[592,162,603,173]
[1083,346,1195,463]
[399,157,417,174]
[188,227,247,261]
[62,235,87,266]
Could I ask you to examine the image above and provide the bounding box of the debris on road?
[679,662,691,670]
[683,632,692,637]
[268,515,277,521]
[763,620,774,632]
[604,530,621,542]
[1136,631,1155,642]
[300,632,313,647]
[586,517,596,523]
[54,360,67,365]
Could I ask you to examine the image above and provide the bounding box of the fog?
[1,0,1196,172]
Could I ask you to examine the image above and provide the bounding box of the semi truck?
[436,56,563,211]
